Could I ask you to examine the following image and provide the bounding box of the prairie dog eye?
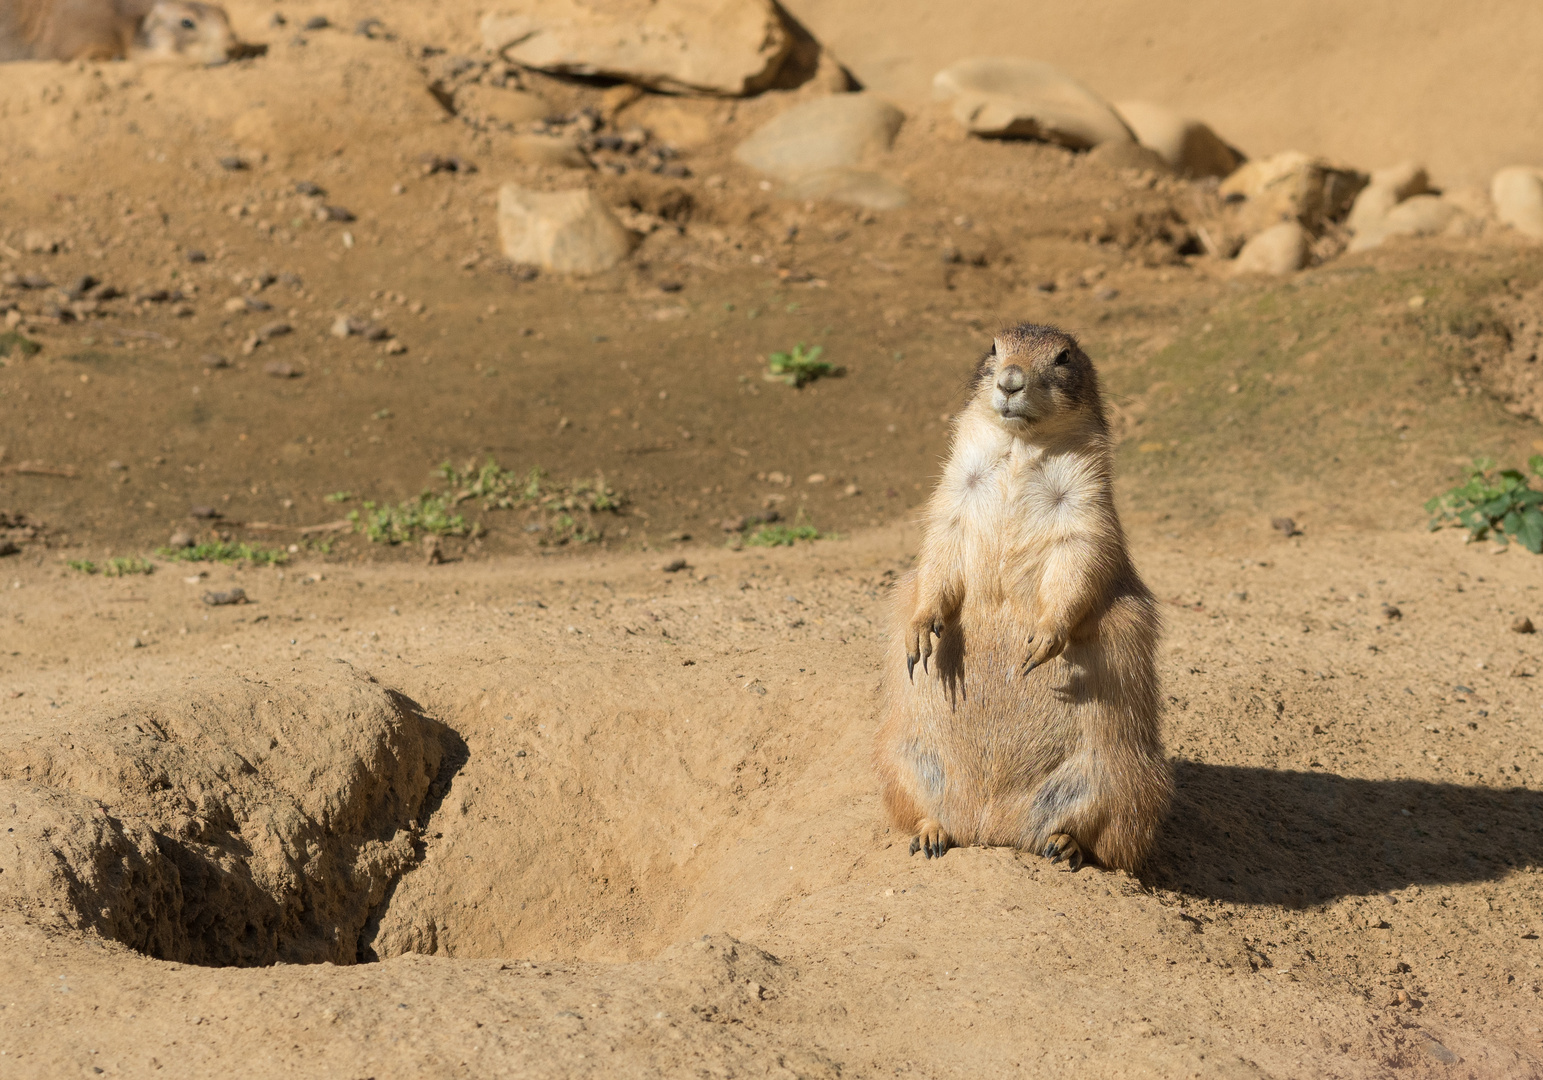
[1052,348,1071,366]
[181,16,196,28]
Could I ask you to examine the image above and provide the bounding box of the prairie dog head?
[970,323,1104,438]
[134,1,235,64]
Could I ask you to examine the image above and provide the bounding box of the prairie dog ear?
[991,337,1006,359]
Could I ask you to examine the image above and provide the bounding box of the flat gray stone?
[481,0,791,96]
[497,186,637,275]
[932,58,1131,149]
[733,93,905,181]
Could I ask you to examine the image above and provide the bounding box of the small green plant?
[325,491,354,503]
[68,556,154,576]
[349,493,469,545]
[0,331,41,358]
[764,342,837,388]
[744,512,832,547]
[156,541,289,565]
[1426,456,1543,553]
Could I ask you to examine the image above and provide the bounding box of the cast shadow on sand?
[1143,761,1543,907]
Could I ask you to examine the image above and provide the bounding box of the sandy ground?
[1,523,1542,1077]
[0,1,1542,1077]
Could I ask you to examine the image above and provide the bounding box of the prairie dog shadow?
[1144,761,1543,906]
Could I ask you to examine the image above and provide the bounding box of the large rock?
[1219,151,1366,237]
[1492,166,1543,239]
[1113,100,1241,179]
[481,0,792,96]
[733,93,904,181]
[497,186,638,274]
[1232,221,1308,275]
[932,58,1132,148]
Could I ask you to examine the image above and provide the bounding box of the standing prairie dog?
[0,0,235,63]
[875,323,1171,872]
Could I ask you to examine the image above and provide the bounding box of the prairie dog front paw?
[905,609,946,679]
[1022,620,1068,675]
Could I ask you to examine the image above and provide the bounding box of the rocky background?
[0,1,1541,1077]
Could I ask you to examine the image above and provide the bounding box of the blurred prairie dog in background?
[875,323,1171,872]
[0,0,236,63]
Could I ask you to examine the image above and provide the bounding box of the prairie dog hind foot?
[909,818,951,859]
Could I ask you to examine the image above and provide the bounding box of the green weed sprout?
[1425,456,1543,553]
[765,343,837,388]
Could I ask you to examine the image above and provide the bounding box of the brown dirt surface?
[1,2,1542,1078]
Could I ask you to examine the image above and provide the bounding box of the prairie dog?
[875,323,1170,872]
[0,0,235,63]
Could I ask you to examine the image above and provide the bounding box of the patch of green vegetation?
[0,331,40,358]
[349,494,469,545]
[764,342,837,388]
[1426,456,1543,553]
[67,556,154,576]
[744,519,831,547]
[324,491,354,503]
[345,460,626,546]
[156,541,289,565]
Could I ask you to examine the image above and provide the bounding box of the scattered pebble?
[1513,617,1536,634]
[185,249,207,263]
[662,558,689,573]
[302,15,329,30]
[218,156,248,172]
[1382,604,1402,621]
[201,353,231,369]
[167,530,195,548]
[202,588,248,606]
[1271,517,1302,537]
[294,180,326,197]
[188,506,220,520]
[263,361,300,378]
[318,205,356,223]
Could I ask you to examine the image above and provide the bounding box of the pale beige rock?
[454,85,551,128]
[1220,151,1366,236]
[1112,100,1240,178]
[1348,194,1466,252]
[508,134,591,170]
[1346,161,1431,235]
[497,186,637,275]
[1232,221,1307,275]
[480,0,792,96]
[638,100,717,150]
[932,58,1132,148]
[1491,166,1543,239]
[734,93,904,181]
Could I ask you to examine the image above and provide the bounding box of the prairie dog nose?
[996,365,1026,394]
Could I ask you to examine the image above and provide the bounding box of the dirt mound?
[0,665,452,964]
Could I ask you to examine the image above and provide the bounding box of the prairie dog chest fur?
[929,345,1116,616]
